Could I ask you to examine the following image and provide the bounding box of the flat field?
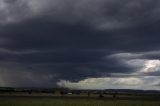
[0,94,160,106]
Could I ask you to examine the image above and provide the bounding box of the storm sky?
[0,0,160,90]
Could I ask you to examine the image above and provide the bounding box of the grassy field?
[0,96,160,106]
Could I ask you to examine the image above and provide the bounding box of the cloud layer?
[0,0,160,89]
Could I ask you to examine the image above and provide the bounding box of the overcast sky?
[0,0,160,90]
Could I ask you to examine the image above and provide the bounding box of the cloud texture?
[0,0,160,89]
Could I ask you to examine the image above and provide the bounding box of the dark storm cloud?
[0,0,160,87]
[1,0,160,29]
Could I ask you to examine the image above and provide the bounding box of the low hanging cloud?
[57,76,160,90]
[57,51,160,90]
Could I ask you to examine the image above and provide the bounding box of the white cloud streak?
[108,51,160,74]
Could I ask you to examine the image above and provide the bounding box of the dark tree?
[99,93,104,99]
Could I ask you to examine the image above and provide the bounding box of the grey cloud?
[1,0,160,30]
[0,0,32,24]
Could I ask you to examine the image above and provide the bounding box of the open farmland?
[0,94,160,106]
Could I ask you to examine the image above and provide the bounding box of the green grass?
[0,97,160,106]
